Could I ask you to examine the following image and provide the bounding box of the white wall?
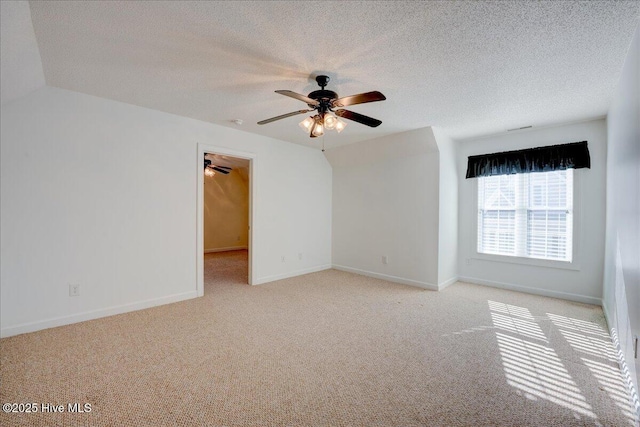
[433,128,458,287]
[204,168,249,251]
[326,128,441,289]
[0,86,332,337]
[604,24,640,406]
[457,119,607,305]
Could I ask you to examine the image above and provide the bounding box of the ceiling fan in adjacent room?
[204,159,231,177]
[257,75,386,138]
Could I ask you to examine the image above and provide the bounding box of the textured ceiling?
[28,1,640,148]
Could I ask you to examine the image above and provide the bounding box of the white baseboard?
[0,290,198,338]
[255,264,332,285]
[332,264,438,291]
[204,246,247,253]
[601,299,640,420]
[437,276,458,291]
[457,276,601,306]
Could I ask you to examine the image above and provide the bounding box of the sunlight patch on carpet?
[489,301,597,421]
[547,312,638,425]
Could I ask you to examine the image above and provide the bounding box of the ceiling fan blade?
[275,90,320,106]
[257,109,314,125]
[212,166,231,174]
[332,91,386,108]
[335,109,382,127]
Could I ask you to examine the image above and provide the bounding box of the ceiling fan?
[204,158,231,177]
[257,75,386,138]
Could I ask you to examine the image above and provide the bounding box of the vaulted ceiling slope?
[1,1,45,105]
[22,1,640,148]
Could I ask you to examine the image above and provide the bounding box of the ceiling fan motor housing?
[308,75,336,111]
[307,90,338,111]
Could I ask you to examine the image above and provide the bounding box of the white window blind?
[477,170,573,262]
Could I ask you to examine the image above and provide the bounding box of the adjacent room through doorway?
[203,153,251,290]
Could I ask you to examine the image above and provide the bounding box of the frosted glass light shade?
[299,116,315,131]
[335,119,347,133]
[311,120,324,137]
[324,114,338,130]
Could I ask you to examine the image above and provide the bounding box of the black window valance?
[465,141,590,179]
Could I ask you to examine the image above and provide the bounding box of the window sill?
[472,252,580,271]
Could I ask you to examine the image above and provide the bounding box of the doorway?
[197,144,256,296]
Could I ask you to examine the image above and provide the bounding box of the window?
[477,170,573,262]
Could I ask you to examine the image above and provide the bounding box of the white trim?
[332,264,438,291]
[254,264,332,285]
[471,252,581,271]
[0,291,197,338]
[601,300,640,420]
[437,276,458,291]
[197,143,256,296]
[204,246,248,253]
[458,275,601,305]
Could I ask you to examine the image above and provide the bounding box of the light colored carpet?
[1,250,638,426]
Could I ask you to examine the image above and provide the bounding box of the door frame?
[197,143,256,295]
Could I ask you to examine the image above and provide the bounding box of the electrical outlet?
[298,253,302,260]
[465,258,472,266]
[69,284,80,297]
[382,256,388,265]
[281,256,285,262]
[237,235,241,242]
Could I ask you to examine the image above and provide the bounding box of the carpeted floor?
[1,250,638,426]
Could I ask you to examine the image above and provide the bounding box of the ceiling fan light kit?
[258,75,386,139]
[298,111,346,138]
